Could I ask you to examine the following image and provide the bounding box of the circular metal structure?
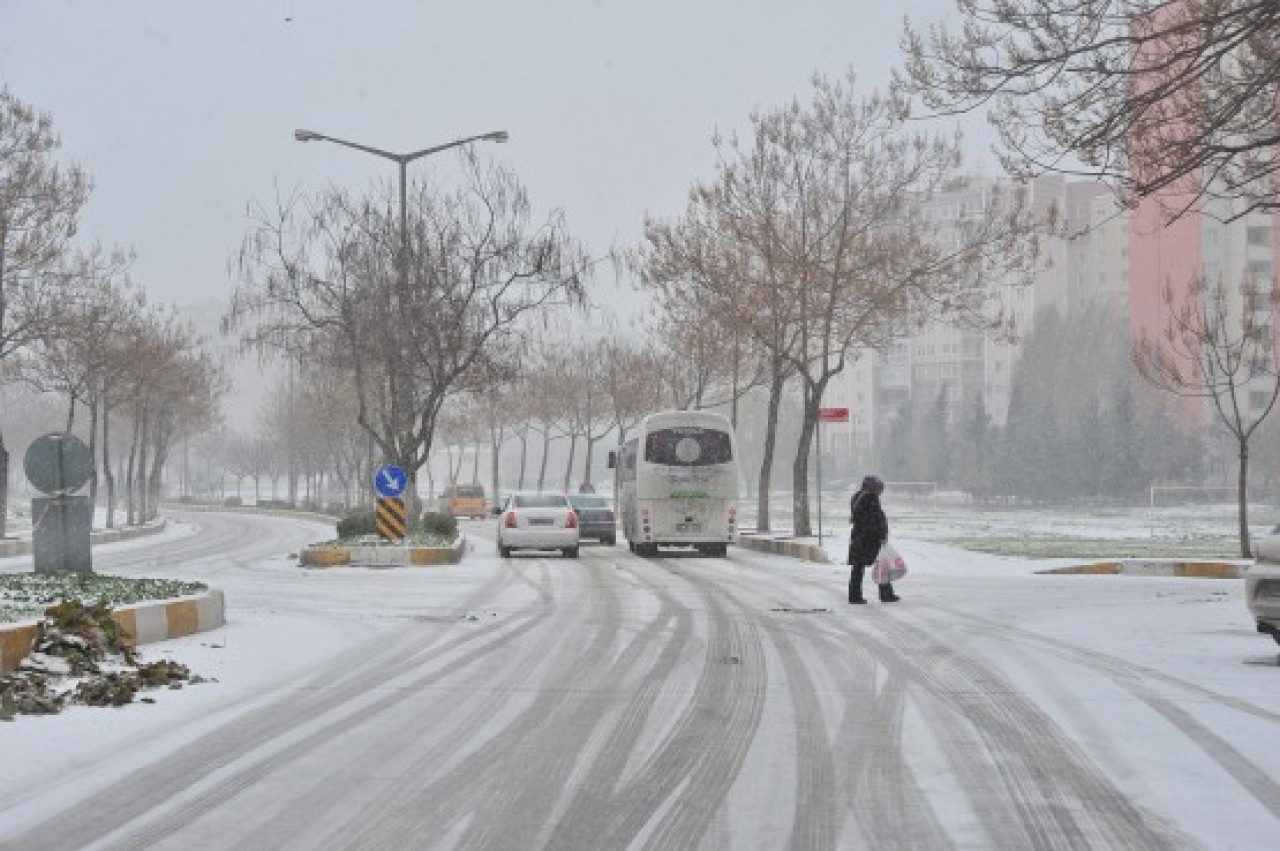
[24,432,94,494]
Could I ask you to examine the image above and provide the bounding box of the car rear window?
[456,486,484,498]
[569,496,608,508]
[513,494,568,508]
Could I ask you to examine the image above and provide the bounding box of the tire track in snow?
[729,549,1186,848]
[584,555,768,851]
[851,611,1188,850]
[702,554,955,850]
[935,607,1280,821]
[2,555,564,850]
[539,563,698,850]
[300,554,661,850]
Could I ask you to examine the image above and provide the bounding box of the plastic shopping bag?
[872,541,907,584]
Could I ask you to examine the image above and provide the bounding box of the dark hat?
[860,475,884,495]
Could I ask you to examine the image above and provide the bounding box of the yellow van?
[440,484,487,519]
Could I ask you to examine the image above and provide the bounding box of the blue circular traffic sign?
[374,465,408,498]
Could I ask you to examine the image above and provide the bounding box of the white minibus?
[608,410,739,557]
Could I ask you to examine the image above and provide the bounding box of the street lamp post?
[294,127,508,291]
[294,127,508,513]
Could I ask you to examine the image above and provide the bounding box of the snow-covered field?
[0,506,1276,849]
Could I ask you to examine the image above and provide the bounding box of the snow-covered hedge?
[0,574,207,624]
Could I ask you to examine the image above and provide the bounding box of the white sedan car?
[496,492,580,558]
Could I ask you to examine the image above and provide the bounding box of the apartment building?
[818,174,1113,469]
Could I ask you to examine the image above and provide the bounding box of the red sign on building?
[817,407,849,423]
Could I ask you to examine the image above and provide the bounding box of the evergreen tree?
[952,391,994,500]
[921,388,950,486]
[881,402,915,482]
[1100,379,1146,501]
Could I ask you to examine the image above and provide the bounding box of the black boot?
[879,583,900,603]
[849,565,867,604]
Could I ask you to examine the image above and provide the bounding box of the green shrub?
[418,512,457,539]
[336,512,378,539]
[336,510,458,541]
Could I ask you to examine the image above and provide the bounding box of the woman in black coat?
[847,475,899,604]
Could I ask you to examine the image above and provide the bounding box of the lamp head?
[486,130,510,144]
[294,129,322,142]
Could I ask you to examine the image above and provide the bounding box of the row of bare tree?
[198,335,662,512]
[0,88,224,535]
[636,72,1040,536]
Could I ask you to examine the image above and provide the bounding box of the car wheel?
[563,547,579,558]
[499,545,512,557]
[603,537,616,546]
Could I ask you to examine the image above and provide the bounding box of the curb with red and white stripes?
[0,589,225,673]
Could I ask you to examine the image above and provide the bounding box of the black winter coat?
[848,490,888,567]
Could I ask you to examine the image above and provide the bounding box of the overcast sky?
[0,0,984,310]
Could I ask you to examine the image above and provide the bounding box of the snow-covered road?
[0,510,1276,850]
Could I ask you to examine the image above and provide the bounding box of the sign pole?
[816,416,823,542]
[814,407,849,546]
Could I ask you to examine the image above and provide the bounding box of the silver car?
[496,492,580,558]
[1249,533,1280,647]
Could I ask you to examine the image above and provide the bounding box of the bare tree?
[229,151,590,519]
[22,244,137,513]
[560,339,620,491]
[652,71,1037,535]
[597,337,661,463]
[521,355,573,492]
[642,216,793,531]
[223,431,274,505]
[1133,271,1280,556]
[284,363,369,508]
[0,88,91,535]
[901,0,1279,220]
[647,308,765,413]
[114,306,224,521]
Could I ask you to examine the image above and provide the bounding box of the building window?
[1248,260,1274,282]
[1248,226,1273,247]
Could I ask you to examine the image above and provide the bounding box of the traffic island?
[0,599,217,718]
[299,538,465,568]
[0,588,225,674]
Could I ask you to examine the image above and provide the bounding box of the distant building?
[820,174,1098,470]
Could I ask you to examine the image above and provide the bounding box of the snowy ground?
[0,507,1276,849]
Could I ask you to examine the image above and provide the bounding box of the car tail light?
[504,511,517,528]
[728,507,737,526]
[566,510,578,529]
